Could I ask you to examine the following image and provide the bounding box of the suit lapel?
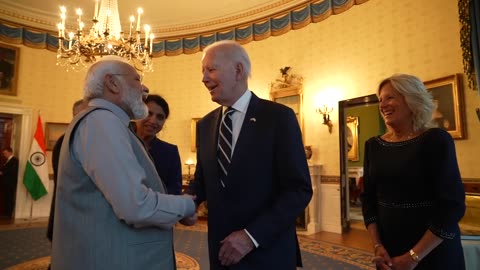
[204,95,261,184]
[230,94,260,167]
[3,157,11,166]
[203,107,223,178]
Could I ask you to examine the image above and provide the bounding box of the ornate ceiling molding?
[0,0,370,56]
[0,0,308,37]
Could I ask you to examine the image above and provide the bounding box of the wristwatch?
[409,249,420,263]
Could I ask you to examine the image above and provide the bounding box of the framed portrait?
[191,118,200,152]
[346,116,359,161]
[0,43,20,96]
[424,74,465,139]
[45,122,69,151]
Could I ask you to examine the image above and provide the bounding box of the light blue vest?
[51,106,175,270]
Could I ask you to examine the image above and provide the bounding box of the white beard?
[121,87,148,120]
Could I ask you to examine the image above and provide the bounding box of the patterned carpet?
[3,253,200,270]
[0,223,374,270]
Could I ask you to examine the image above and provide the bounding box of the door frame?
[338,94,378,232]
[0,101,33,219]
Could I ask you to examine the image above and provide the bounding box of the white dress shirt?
[220,90,259,247]
[221,89,252,153]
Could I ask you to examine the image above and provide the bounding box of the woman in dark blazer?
[136,94,182,195]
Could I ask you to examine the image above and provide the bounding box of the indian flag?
[23,116,49,200]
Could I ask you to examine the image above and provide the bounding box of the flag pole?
[23,112,49,223]
[29,196,34,222]
[23,189,34,222]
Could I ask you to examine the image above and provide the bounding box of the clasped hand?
[372,247,417,270]
[372,245,393,270]
[179,194,198,226]
[179,212,197,226]
[218,230,255,266]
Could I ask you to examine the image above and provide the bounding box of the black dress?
[361,128,466,269]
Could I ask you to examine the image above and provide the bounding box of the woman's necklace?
[384,131,416,142]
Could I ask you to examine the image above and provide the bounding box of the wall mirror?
[270,86,303,137]
[271,87,307,230]
[270,68,306,231]
[270,67,304,140]
[339,94,382,231]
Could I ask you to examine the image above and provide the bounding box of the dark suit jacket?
[1,155,18,216]
[47,134,64,241]
[1,156,18,190]
[148,138,182,195]
[192,93,312,270]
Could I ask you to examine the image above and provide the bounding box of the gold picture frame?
[270,86,304,141]
[191,118,200,152]
[424,74,465,139]
[0,43,20,96]
[45,122,69,151]
[346,116,359,161]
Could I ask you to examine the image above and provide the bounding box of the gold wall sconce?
[316,105,333,133]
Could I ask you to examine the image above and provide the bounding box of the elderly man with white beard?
[51,56,197,270]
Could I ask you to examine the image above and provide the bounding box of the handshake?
[179,194,198,226]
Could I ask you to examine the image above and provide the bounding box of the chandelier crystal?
[56,0,153,72]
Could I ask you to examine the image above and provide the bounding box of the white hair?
[83,56,130,100]
[203,40,252,79]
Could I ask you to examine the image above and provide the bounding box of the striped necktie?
[217,107,235,187]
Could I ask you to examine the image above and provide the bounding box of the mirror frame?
[270,86,304,142]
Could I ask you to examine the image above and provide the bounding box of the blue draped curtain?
[0,0,369,57]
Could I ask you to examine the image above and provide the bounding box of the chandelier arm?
[56,0,153,72]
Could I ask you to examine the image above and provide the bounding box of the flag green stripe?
[23,162,48,200]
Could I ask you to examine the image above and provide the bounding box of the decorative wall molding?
[0,0,369,56]
[320,175,340,184]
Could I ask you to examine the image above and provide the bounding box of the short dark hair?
[145,94,170,119]
[73,99,85,110]
[72,99,86,115]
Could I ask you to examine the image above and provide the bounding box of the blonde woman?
[361,74,466,270]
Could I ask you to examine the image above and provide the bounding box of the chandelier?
[56,0,153,72]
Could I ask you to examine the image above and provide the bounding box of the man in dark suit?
[0,147,19,217]
[47,100,86,243]
[46,99,87,270]
[189,40,312,269]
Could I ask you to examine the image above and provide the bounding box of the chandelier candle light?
[57,0,154,72]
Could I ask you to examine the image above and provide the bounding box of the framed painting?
[424,74,465,139]
[191,118,200,152]
[346,116,359,161]
[0,43,20,96]
[45,122,68,151]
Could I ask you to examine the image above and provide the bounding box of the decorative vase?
[304,145,312,160]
